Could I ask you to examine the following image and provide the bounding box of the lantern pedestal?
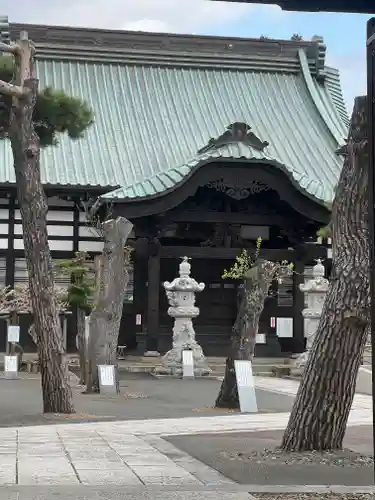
[156,257,211,377]
[295,259,329,369]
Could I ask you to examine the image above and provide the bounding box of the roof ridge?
[5,19,324,75]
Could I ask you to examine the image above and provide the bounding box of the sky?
[4,0,372,114]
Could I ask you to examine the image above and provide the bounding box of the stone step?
[113,356,293,365]
[112,363,285,377]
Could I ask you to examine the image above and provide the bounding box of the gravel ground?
[222,448,374,468]
[166,430,374,486]
[253,495,374,499]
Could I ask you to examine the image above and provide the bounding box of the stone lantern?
[296,259,329,368]
[157,257,211,376]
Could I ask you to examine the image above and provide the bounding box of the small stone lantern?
[158,257,211,376]
[296,259,329,368]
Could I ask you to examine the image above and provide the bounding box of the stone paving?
[255,377,373,410]
[0,410,372,485]
[0,377,371,487]
[0,425,236,486]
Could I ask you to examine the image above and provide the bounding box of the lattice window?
[14,258,134,303]
[14,258,71,290]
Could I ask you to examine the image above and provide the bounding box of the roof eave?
[101,157,330,208]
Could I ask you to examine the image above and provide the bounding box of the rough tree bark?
[215,265,270,409]
[9,38,74,413]
[281,96,369,451]
[86,217,133,392]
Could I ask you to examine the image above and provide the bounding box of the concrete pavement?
[0,488,258,500]
[0,396,372,486]
[0,376,371,493]
[356,366,372,395]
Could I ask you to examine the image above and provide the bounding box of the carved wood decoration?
[206,178,270,200]
[150,185,321,248]
[198,122,269,155]
[114,163,330,225]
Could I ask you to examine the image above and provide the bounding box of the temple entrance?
[158,257,275,356]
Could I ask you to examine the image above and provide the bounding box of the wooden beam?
[160,210,286,226]
[160,246,294,260]
[160,243,327,261]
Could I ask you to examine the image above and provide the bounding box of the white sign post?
[98,364,117,395]
[7,325,20,344]
[4,324,20,379]
[4,355,18,379]
[234,360,258,413]
[182,349,194,379]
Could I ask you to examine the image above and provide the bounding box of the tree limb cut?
[0,80,24,97]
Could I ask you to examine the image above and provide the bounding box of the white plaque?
[7,325,20,343]
[4,355,18,379]
[276,317,293,338]
[98,365,115,386]
[234,360,258,413]
[256,333,266,344]
[136,314,142,326]
[182,350,194,379]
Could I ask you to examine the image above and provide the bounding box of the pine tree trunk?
[215,269,269,409]
[87,217,133,392]
[281,96,369,451]
[10,78,74,413]
[76,308,87,385]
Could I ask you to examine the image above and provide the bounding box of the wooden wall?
[0,195,135,352]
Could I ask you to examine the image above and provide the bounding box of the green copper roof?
[100,62,346,202]
[0,23,347,204]
[107,140,326,202]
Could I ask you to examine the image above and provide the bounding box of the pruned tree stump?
[271,365,291,377]
[25,360,40,373]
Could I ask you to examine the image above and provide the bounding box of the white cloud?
[10,0,255,34]
[11,1,359,118]
[123,19,169,33]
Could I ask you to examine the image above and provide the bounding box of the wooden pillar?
[132,250,148,351]
[263,279,282,357]
[293,260,305,353]
[145,251,161,355]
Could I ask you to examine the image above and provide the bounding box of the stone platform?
[86,356,292,378]
[0,353,293,378]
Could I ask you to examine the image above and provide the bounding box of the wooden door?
[159,257,276,356]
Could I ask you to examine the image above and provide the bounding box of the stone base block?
[143,351,161,357]
[154,366,211,377]
[290,366,304,378]
[157,344,211,377]
[271,365,291,377]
